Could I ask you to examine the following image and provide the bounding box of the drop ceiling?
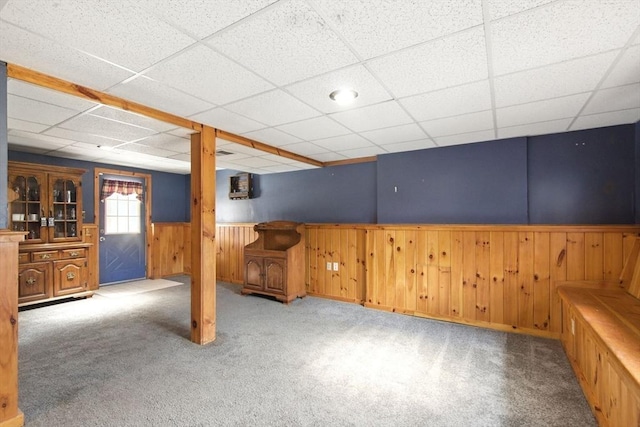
[1,0,639,175]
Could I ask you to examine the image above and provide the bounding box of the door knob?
[99,237,106,242]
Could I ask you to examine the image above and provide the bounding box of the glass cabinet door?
[51,177,81,241]
[9,172,45,242]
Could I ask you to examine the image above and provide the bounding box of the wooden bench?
[557,238,640,426]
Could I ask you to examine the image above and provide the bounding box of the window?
[104,192,141,235]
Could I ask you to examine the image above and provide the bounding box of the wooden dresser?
[242,221,305,303]
[8,161,94,307]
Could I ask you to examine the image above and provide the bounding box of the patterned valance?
[101,179,143,201]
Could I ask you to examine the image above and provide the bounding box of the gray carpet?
[18,276,595,426]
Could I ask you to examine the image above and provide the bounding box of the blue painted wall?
[529,125,635,224]
[8,151,189,223]
[215,162,377,224]
[377,137,528,224]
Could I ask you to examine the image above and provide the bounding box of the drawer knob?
[70,251,79,257]
[66,272,76,281]
[41,253,51,259]
[26,277,36,285]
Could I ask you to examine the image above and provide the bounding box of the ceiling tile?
[336,146,387,158]
[136,0,277,39]
[167,127,197,139]
[311,152,348,162]
[190,107,267,134]
[277,116,350,141]
[145,45,273,105]
[59,114,157,142]
[0,0,196,71]
[494,51,618,107]
[8,130,71,150]
[486,0,556,21]
[90,106,176,133]
[8,79,99,112]
[571,108,640,131]
[421,110,494,138]
[360,123,428,145]
[108,76,215,117]
[241,128,302,147]
[135,133,191,154]
[312,134,373,151]
[497,118,572,139]
[8,94,80,125]
[491,0,640,75]
[257,154,300,165]
[225,90,320,127]
[380,139,436,153]
[330,101,413,133]
[285,64,392,114]
[44,128,125,147]
[368,26,488,97]
[116,142,178,158]
[7,118,49,133]
[262,164,304,173]
[434,130,496,147]
[582,83,640,115]
[496,93,590,128]
[0,21,134,90]
[278,142,329,156]
[234,157,280,168]
[400,80,492,122]
[602,45,640,88]
[169,153,191,163]
[206,0,357,85]
[314,0,482,59]
[45,145,103,162]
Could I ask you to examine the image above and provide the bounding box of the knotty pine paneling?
[307,224,640,338]
[150,223,256,282]
[156,223,639,338]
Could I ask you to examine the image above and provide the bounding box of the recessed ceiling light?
[329,88,358,105]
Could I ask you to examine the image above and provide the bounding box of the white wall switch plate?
[333,262,339,271]
[326,262,332,271]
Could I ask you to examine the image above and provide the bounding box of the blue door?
[99,174,146,285]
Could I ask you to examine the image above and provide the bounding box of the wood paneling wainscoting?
[305,224,640,339]
[150,222,639,338]
[150,223,256,283]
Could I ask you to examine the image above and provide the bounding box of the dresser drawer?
[32,250,60,262]
[18,252,30,264]
[60,248,86,259]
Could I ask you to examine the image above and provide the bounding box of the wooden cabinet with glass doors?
[8,161,93,306]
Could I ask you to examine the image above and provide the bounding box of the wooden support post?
[190,127,216,345]
[0,230,25,427]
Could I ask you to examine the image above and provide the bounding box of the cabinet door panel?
[264,258,286,294]
[53,259,87,296]
[18,263,51,303]
[245,257,263,289]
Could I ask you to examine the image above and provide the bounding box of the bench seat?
[558,284,640,426]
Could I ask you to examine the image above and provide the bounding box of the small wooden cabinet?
[8,161,94,307]
[242,221,305,303]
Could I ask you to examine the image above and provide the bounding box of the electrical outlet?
[571,318,575,335]
[326,262,332,271]
[333,262,339,271]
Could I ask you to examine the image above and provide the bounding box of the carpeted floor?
[95,278,183,298]
[18,276,595,426]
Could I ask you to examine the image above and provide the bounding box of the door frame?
[93,167,153,283]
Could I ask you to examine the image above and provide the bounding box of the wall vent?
[216,150,234,156]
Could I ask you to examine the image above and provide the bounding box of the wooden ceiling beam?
[216,129,324,168]
[7,63,202,132]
